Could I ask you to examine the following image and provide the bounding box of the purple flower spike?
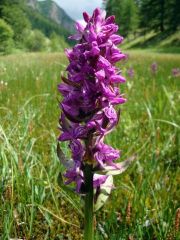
[151,62,158,74]
[57,8,133,197]
[127,67,134,78]
[172,68,180,77]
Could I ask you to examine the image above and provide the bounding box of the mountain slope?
[27,0,38,8]
[38,0,75,33]
[25,6,70,38]
[27,0,75,33]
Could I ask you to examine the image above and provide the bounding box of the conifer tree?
[106,0,139,36]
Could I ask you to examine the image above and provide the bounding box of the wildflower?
[172,68,180,77]
[151,62,158,74]
[127,67,134,78]
[57,7,134,208]
[57,7,135,239]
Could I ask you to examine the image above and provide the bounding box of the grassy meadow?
[0,51,179,239]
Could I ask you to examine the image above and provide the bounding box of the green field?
[0,51,179,239]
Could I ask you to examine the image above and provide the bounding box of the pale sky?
[54,0,103,21]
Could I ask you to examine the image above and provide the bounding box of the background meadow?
[0,51,179,239]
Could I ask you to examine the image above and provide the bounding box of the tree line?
[105,0,180,37]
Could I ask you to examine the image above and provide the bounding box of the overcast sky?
[54,0,103,21]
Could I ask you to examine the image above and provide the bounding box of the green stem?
[84,164,94,240]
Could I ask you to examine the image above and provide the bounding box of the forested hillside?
[105,0,180,35]
[0,0,74,54]
[105,0,180,51]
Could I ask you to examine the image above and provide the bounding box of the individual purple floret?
[127,67,134,78]
[151,62,158,74]
[58,8,132,195]
[172,68,180,77]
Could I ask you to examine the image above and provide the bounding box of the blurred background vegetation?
[105,0,180,53]
[0,0,179,55]
[0,0,72,55]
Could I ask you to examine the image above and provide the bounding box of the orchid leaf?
[57,143,73,169]
[94,175,113,212]
[98,155,136,176]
